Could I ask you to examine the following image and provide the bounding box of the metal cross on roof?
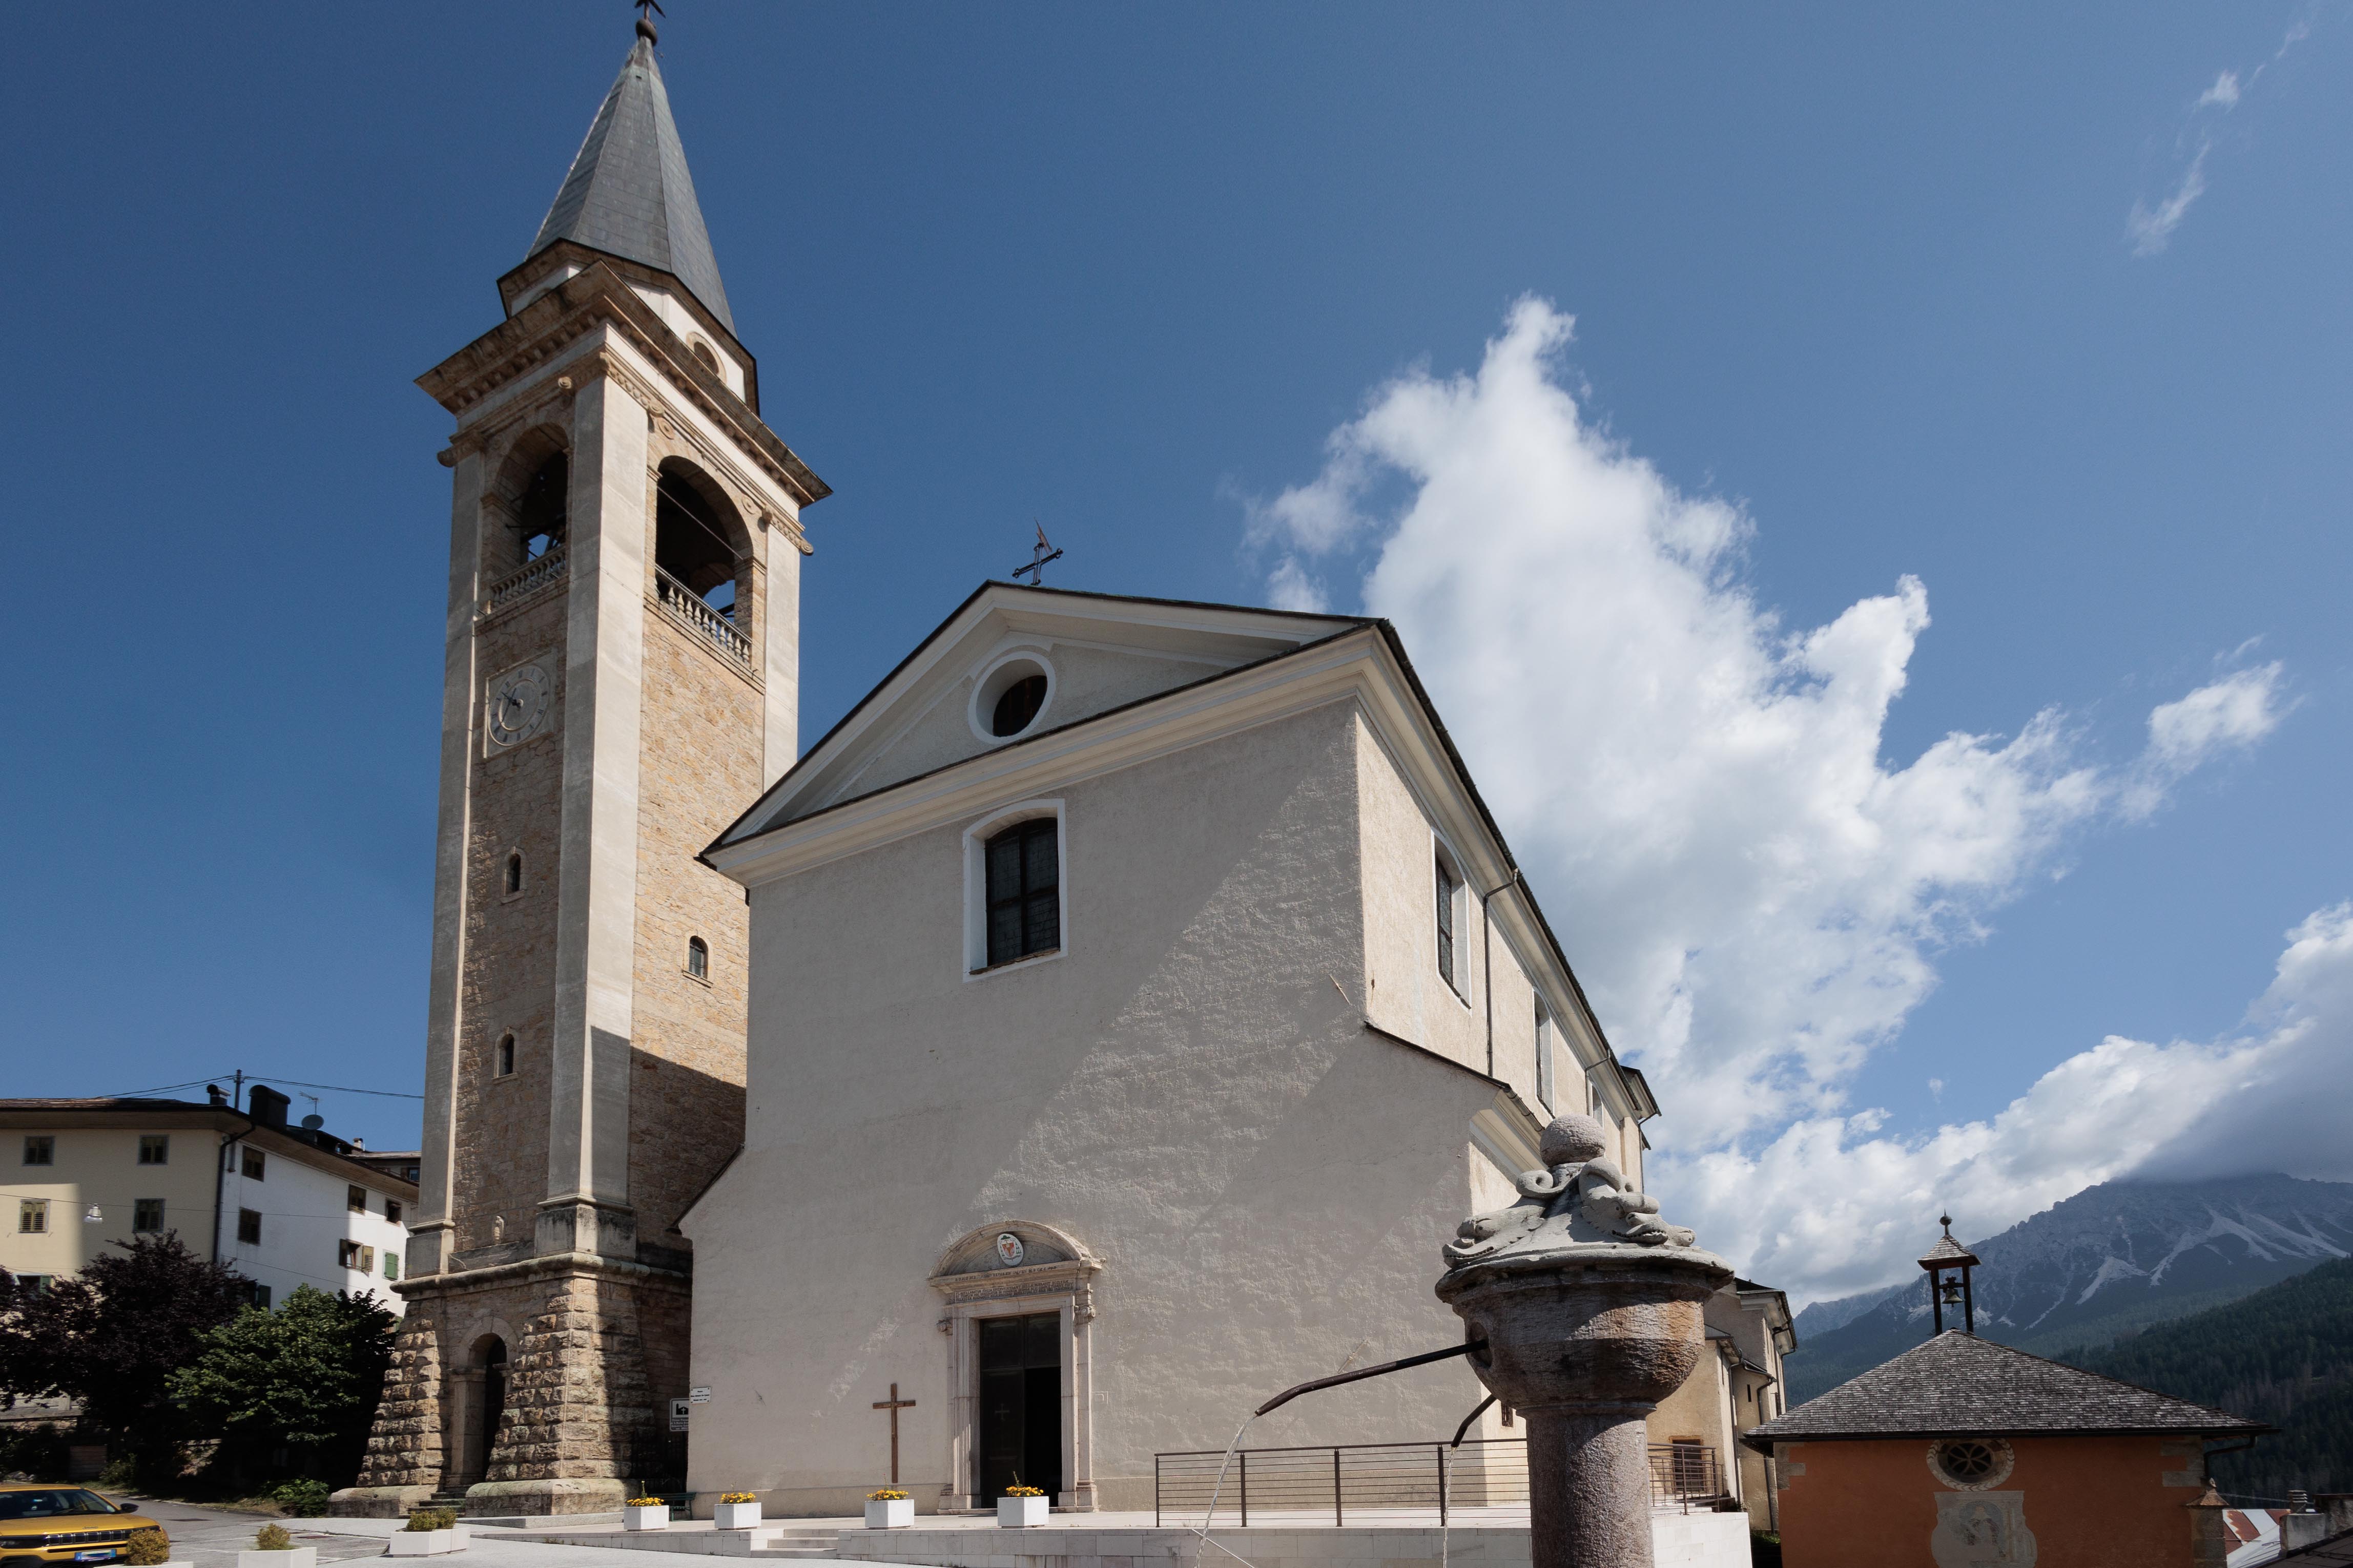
[1012,523,1064,586]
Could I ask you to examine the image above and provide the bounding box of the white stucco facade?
[1,1098,416,1316]
[688,587,1675,1517]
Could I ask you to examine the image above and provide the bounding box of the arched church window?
[654,472,740,621]
[992,675,1048,738]
[496,1034,515,1078]
[686,936,709,981]
[505,851,523,895]
[984,819,1060,967]
[518,453,567,560]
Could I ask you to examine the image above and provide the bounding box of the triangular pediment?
[714,583,1363,848]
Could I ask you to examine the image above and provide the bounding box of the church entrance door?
[976,1312,1061,1502]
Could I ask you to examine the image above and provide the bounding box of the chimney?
[248,1085,290,1128]
[205,1083,228,1106]
[2319,1495,2353,1535]
[2281,1492,2334,1553]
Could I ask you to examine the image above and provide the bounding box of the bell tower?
[336,14,828,1518]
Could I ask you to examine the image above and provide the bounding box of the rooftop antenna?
[635,0,664,43]
[1012,522,1063,587]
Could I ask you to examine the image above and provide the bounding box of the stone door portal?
[976,1312,1062,1502]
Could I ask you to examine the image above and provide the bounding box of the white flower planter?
[712,1502,761,1530]
[387,1529,464,1556]
[239,1550,316,1568]
[997,1496,1049,1528]
[623,1505,670,1531]
[863,1498,913,1529]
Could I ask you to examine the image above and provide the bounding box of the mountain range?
[1785,1173,2353,1404]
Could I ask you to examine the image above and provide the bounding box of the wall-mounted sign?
[995,1232,1025,1267]
[690,1387,711,1404]
[669,1398,690,1433]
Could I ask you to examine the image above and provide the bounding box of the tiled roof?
[529,34,732,330]
[1743,1331,2268,1447]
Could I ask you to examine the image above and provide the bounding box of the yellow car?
[0,1486,161,1566]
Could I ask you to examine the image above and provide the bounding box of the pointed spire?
[527,22,733,330]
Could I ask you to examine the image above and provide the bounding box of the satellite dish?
[300,1114,324,1131]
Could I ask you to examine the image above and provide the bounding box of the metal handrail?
[1152,1437,1729,1528]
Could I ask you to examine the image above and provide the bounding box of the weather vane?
[1012,522,1063,587]
[635,0,665,41]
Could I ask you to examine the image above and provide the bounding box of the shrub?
[97,1458,137,1489]
[122,1529,170,1566]
[404,1509,457,1533]
[254,1524,293,1551]
[271,1479,329,1517]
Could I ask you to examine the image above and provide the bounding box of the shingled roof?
[527,31,733,331]
[1742,1331,2268,1449]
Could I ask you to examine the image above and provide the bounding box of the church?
[334,17,1775,1526]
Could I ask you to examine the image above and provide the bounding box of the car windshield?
[0,1490,117,1520]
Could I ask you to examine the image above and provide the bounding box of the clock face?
[486,663,552,750]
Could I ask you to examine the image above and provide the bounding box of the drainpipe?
[1479,870,1522,1081]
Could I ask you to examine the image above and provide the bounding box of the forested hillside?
[2059,1255,2353,1500]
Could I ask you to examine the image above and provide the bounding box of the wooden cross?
[873,1383,917,1485]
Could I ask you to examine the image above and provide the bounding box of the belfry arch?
[484,424,571,578]
[653,458,749,622]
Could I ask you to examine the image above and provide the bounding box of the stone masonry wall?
[488,1270,666,1483]
[628,603,757,1255]
[454,588,568,1257]
[354,1293,446,1491]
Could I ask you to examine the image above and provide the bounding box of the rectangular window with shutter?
[134,1198,165,1233]
[18,1200,47,1235]
[138,1134,169,1165]
[237,1207,261,1245]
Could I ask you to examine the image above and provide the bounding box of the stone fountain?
[1436,1113,1732,1568]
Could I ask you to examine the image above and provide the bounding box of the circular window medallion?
[968,653,1057,744]
[994,1232,1026,1267]
[1927,1437,2014,1490]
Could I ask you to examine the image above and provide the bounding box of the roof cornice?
[421,261,828,508]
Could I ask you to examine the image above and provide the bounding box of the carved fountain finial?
[1443,1112,1698,1269]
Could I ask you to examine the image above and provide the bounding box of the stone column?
[1435,1113,1731,1568]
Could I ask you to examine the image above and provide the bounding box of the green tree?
[0,1235,250,1483]
[169,1285,398,1487]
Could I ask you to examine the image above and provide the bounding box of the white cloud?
[1685,902,2353,1302]
[2129,142,2211,257]
[2129,18,2319,257]
[1243,299,2296,1300]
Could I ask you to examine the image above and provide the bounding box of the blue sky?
[2,4,2345,1298]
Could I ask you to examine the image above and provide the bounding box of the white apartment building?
[3,1085,417,1314]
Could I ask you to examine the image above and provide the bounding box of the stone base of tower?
[332,1253,690,1519]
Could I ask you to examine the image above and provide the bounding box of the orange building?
[1743,1330,2267,1568]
